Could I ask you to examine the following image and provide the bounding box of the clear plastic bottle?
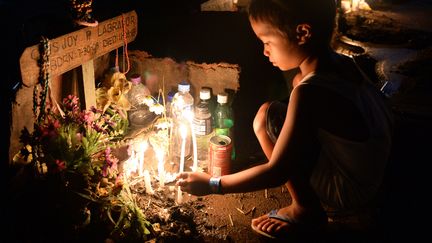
[126,74,153,129]
[214,92,235,160]
[170,81,194,161]
[193,88,214,170]
[126,74,150,109]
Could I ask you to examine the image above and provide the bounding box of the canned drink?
[208,135,232,177]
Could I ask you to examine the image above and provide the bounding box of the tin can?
[208,135,232,177]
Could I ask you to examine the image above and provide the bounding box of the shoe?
[251,209,327,239]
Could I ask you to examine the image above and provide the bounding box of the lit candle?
[138,140,148,176]
[179,124,187,173]
[123,147,141,182]
[143,169,154,194]
[177,124,187,203]
[190,120,198,172]
[124,150,135,180]
[352,0,359,11]
[156,149,165,188]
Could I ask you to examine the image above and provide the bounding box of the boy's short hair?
[248,0,336,51]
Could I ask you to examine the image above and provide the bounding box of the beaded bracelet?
[209,177,222,194]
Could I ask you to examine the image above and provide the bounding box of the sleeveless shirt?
[298,71,393,209]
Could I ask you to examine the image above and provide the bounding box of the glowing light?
[177,124,187,204]
[156,149,165,188]
[190,119,198,172]
[123,150,137,179]
[341,0,371,13]
[138,140,148,176]
[179,124,187,173]
[143,170,154,194]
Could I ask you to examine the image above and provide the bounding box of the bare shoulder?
[290,81,332,110]
[288,83,327,123]
[290,75,369,140]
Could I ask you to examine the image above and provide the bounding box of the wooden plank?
[81,60,96,109]
[19,10,138,87]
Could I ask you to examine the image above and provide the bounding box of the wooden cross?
[19,10,138,109]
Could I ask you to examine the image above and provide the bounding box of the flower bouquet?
[11,95,155,242]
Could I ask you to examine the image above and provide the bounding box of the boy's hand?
[176,172,212,196]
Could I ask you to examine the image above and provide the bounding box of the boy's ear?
[296,24,312,45]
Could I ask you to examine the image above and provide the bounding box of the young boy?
[177,0,393,238]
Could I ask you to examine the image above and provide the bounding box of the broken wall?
[128,50,239,100]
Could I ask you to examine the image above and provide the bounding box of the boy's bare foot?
[251,205,327,238]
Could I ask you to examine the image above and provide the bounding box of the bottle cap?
[200,88,211,100]
[130,74,142,84]
[167,91,175,102]
[178,81,190,92]
[217,93,228,104]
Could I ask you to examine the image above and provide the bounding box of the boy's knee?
[253,102,271,134]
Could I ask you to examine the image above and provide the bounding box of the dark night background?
[1,0,432,242]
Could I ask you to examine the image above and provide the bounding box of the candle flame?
[156,149,164,161]
[156,148,165,187]
[139,140,148,152]
[180,124,187,139]
[183,109,194,122]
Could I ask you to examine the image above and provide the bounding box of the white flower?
[154,117,171,130]
[149,103,165,115]
[143,96,155,107]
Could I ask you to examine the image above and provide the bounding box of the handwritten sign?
[20,10,138,86]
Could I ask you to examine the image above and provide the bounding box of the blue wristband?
[209,177,222,194]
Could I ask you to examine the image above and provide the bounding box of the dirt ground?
[135,181,293,242]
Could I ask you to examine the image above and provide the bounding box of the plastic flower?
[55,159,66,172]
[40,118,60,140]
[101,147,119,177]
[112,76,132,92]
[96,71,132,112]
[108,86,122,103]
[149,103,165,115]
[154,117,171,130]
[81,110,96,124]
[36,162,48,174]
[143,95,155,107]
[96,87,110,111]
[63,95,80,112]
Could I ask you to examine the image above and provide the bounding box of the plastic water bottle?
[193,88,214,170]
[126,74,153,129]
[214,92,235,160]
[170,81,194,161]
[126,74,150,109]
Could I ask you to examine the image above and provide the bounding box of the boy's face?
[250,19,306,71]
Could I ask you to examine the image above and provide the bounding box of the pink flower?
[40,119,60,140]
[55,159,66,172]
[81,110,95,124]
[101,147,119,177]
[63,95,80,112]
